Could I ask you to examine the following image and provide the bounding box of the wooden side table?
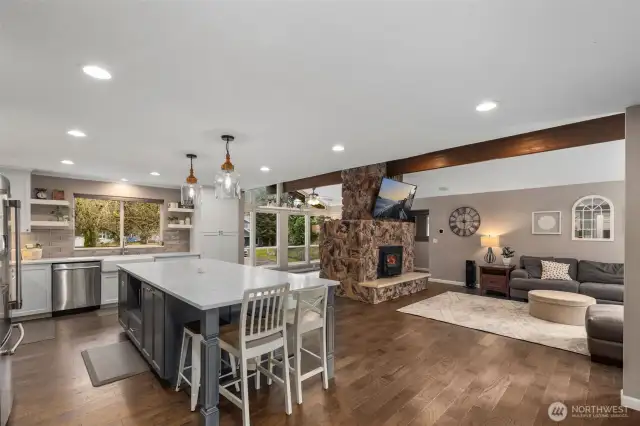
[479,264,515,297]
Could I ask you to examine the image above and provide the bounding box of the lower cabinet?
[141,283,165,376]
[11,264,52,318]
[118,272,127,328]
[101,272,119,305]
[118,273,167,378]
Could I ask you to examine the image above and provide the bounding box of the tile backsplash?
[21,229,190,258]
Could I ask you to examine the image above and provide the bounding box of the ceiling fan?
[305,188,334,207]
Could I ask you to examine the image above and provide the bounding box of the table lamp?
[480,235,500,264]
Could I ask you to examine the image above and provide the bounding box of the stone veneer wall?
[337,277,428,304]
[319,220,415,300]
[341,163,386,220]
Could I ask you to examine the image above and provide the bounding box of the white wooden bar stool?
[267,285,329,404]
[219,283,293,426]
[175,321,207,411]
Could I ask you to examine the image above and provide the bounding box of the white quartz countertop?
[118,259,339,310]
[18,252,198,266]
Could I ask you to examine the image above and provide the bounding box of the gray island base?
[117,259,338,426]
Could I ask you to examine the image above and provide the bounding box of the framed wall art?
[532,211,562,235]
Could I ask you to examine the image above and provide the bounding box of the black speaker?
[465,260,477,288]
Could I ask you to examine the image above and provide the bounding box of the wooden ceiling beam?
[282,171,342,193]
[280,113,625,191]
[386,113,625,176]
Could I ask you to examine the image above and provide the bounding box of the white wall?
[405,140,624,198]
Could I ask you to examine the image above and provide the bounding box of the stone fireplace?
[319,163,429,304]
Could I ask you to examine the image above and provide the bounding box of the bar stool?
[267,285,329,404]
[219,283,292,426]
[175,321,203,411]
[175,321,240,410]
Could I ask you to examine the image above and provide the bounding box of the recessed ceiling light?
[150,172,160,176]
[67,129,86,138]
[332,144,345,152]
[60,160,74,165]
[82,65,112,80]
[476,101,498,112]
[260,166,270,172]
[121,178,128,182]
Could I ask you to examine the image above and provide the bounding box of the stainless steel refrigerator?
[0,174,25,426]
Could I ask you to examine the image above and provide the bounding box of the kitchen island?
[117,259,338,426]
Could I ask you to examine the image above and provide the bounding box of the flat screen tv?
[372,178,417,220]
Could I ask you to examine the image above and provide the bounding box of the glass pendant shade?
[214,169,241,199]
[215,135,241,199]
[181,154,201,208]
[181,181,201,207]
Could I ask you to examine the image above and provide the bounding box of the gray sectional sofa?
[509,256,624,305]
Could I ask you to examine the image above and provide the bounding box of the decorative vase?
[502,257,512,266]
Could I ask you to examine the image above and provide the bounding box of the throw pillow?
[540,260,572,280]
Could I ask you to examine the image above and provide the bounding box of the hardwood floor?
[10,283,639,425]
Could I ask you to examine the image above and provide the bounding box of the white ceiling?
[1,1,639,189]
[405,140,625,198]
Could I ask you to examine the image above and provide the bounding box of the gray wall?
[414,241,429,269]
[624,106,640,401]
[412,180,624,283]
[26,174,189,257]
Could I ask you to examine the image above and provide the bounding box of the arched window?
[572,195,614,241]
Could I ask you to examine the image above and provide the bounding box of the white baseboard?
[428,278,466,287]
[621,390,640,411]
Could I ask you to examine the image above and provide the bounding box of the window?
[309,215,325,261]
[123,201,161,245]
[244,212,251,265]
[246,186,277,207]
[572,195,614,241]
[255,212,278,266]
[412,209,429,242]
[288,214,306,263]
[74,196,162,249]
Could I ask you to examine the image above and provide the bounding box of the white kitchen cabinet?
[11,264,51,318]
[101,272,118,305]
[191,187,241,262]
[0,167,31,233]
[200,233,239,263]
[195,188,240,233]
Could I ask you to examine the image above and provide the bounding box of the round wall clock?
[449,207,481,237]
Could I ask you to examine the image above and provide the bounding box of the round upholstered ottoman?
[529,290,596,326]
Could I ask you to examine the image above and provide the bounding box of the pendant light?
[214,134,241,199]
[181,154,201,208]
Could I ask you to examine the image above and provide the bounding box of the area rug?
[398,292,588,355]
[81,341,149,387]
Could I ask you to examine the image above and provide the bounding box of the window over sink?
[74,196,162,249]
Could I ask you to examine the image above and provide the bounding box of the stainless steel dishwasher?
[52,262,101,312]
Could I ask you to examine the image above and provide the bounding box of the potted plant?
[51,206,66,222]
[501,246,515,266]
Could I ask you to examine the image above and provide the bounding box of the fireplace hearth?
[378,245,403,277]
